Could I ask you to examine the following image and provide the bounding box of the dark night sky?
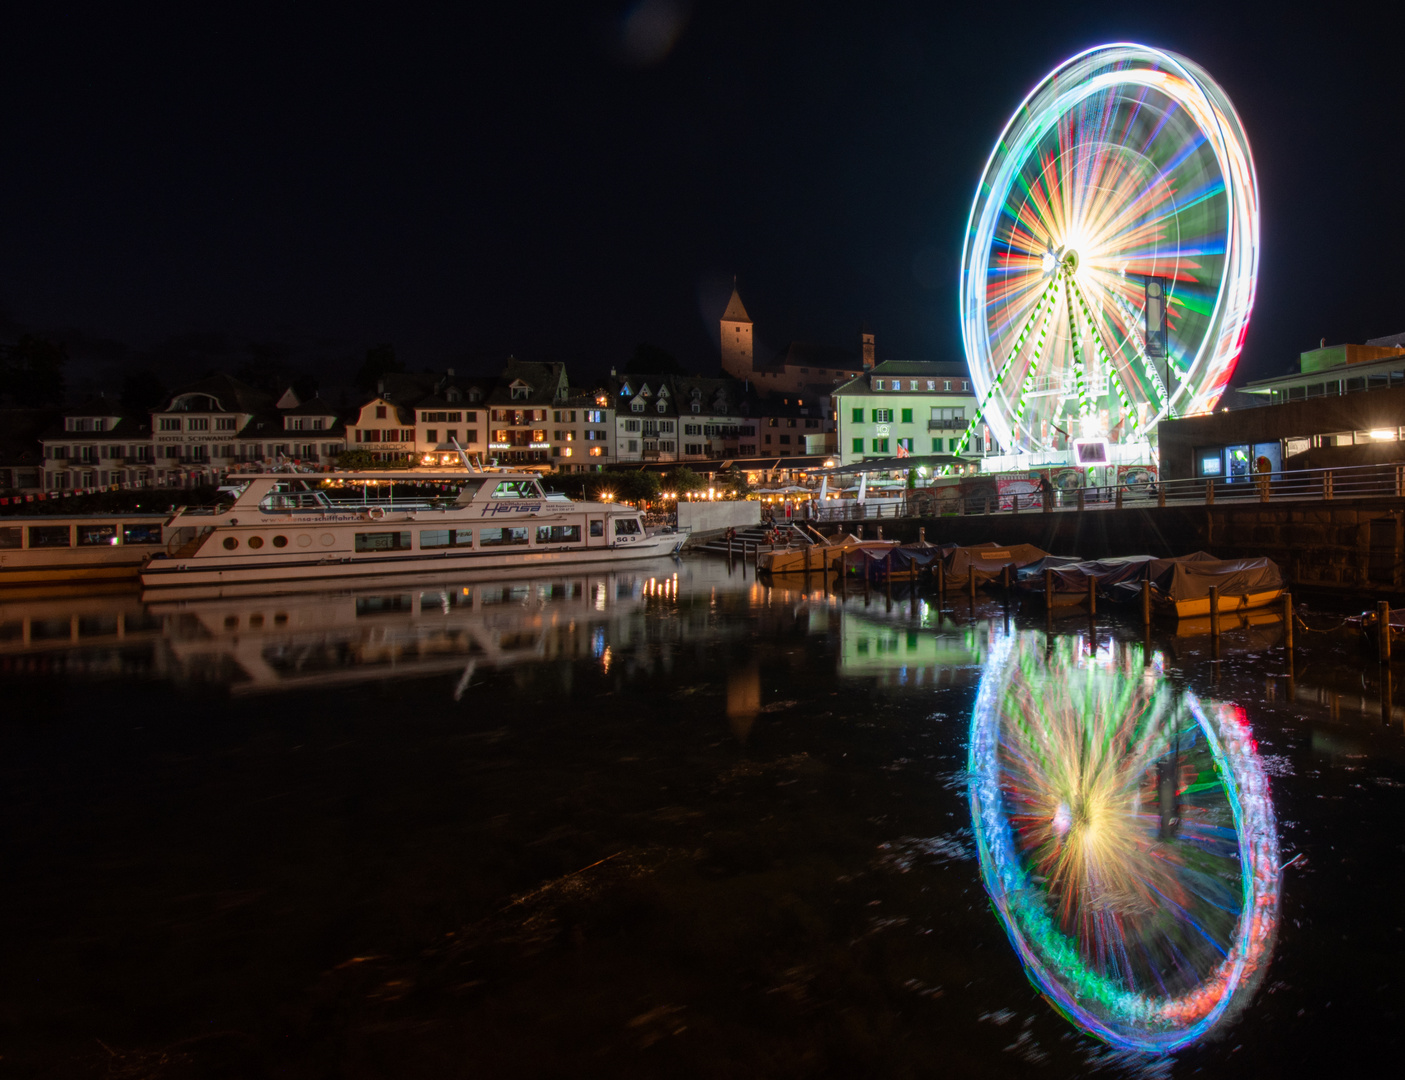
[2,2,1401,394]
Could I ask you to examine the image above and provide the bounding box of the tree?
[716,466,752,498]
[235,342,292,395]
[625,342,683,376]
[597,469,660,505]
[663,465,705,495]
[0,334,67,406]
[356,343,403,395]
[121,370,168,415]
[336,449,377,470]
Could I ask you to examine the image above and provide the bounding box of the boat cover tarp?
[944,543,1049,585]
[840,542,938,575]
[1146,553,1282,602]
[1101,551,1221,602]
[1024,555,1158,597]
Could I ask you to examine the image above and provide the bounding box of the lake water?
[2,557,1402,1077]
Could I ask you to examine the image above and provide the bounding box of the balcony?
[927,419,968,431]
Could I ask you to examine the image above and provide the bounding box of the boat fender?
[367,506,386,520]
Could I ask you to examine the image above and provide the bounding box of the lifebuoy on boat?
[367,506,385,520]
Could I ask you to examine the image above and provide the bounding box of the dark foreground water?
[2,558,1402,1077]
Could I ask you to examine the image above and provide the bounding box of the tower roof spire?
[722,280,751,324]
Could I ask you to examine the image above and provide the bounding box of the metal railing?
[804,462,1405,521]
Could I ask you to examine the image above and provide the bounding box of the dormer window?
[691,403,700,413]
[631,402,644,413]
[656,402,666,414]
[873,379,885,390]
[447,388,461,402]
[511,382,530,400]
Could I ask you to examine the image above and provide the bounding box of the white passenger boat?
[139,469,687,590]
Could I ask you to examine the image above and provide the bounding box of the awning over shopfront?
[809,454,964,477]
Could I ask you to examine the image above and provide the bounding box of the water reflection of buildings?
[0,569,715,695]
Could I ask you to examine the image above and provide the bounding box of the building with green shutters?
[833,360,986,467]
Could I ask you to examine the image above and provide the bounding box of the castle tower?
[720,283,753,381]
[861,323,875,369]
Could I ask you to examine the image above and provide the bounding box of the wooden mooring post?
[1045,568,1054,611]
[1282,592,1293,650]
[1379,600,1392,663]
[1209,585,1220,639]
[1141,579,1151,626]
[1087,574,1096,615]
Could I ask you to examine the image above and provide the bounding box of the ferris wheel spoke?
[951,273,1061,461]
[1069,278,1145,441]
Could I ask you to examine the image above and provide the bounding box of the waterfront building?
[40,399,152,491]
[484,359,572,468]
[1161,332,1405,481]
[348,370,493,464]
[755,394,836,458]
[833,360,982,467]
[609,374,681,464]
[549,387,614,472]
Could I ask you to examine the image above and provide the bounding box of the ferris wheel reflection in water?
[967,630,1281,1053]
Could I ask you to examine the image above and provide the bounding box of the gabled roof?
[282,395,338,416]
[159,373,274,416]
[721,286,751,324]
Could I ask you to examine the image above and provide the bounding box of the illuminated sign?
[529,442,550,449]
[489,442,511,449]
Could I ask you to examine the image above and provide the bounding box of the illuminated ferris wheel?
[956,44,1259,459]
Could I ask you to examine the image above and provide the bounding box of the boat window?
[77,524,119,547]
[0,527,21,549]
[259,490,330,511]
[421,529,473,549]
[614,518,642,536]
[248,536,265,549]
[28,525,70,548]
[589,520,604,538]
[490,480,542,500]
[355,531,412,552]
[450,480,488,505]
[122,524,162,545]
[223,537,239,550]
[536,524,581,544]
[479,526,529,547]
[272,535,289,548]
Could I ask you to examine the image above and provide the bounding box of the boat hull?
[1160,588,1283,619]
[141,534,686,590]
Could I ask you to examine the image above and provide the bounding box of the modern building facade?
[833,361,982,466]
[1162,332,1405,481]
